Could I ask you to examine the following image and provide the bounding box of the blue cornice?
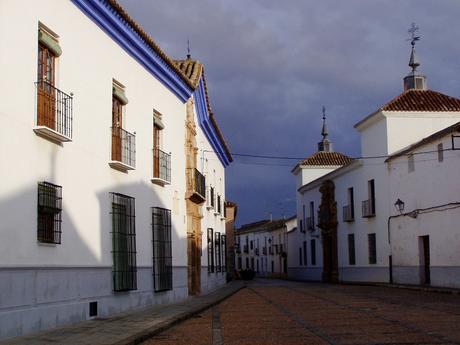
[71,0,193,102]
[194,79,231,167]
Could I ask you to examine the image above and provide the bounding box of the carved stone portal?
[317,180,339,283]
[185,99,203,295]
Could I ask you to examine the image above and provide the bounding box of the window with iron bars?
[210,187,215,208]
[215,232,221,273]
[152,207,172,292]
[110,193,137,291]
[37,182,62,244]
[221,235,227,272]
[207,228,214,273]
[217,195,222,214]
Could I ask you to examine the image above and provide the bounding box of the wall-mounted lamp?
[394,198,405,214]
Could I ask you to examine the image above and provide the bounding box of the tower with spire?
[318,106,333,152]
[403,23,427,91]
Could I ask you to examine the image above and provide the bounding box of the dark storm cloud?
[119,0,460,225]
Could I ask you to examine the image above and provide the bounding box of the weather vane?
[407,22,420,47]
[187,38,191,59]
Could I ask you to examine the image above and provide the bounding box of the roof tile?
[299,151,353,166]
[382,89,460,112]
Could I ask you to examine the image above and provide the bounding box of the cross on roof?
[408,22,420,46]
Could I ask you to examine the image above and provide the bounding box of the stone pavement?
[144,279,460,345]
[0,281,244,345]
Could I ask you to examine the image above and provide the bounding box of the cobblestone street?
[143,279,460,345]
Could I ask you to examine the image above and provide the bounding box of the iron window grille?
[207,228,214,273]
[111,127,136,168]
[152,207,173,292]
[368,233,377,264]
[193,168,206,198]
[110,193,137,291]
[343,205,354,222]
[217,195,222,214]
[153,148,171,182]
[306,217,314,231]
[215,232,221,273]
[37,182,62,244]
[35,81,73,139]
[221,235,227,272]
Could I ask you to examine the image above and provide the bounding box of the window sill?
[109,161,135,172]
[34,126,72,143]
[151,177,170,186]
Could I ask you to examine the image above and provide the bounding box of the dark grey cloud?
[119,0,460,225]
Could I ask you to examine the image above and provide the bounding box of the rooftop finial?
[318,106,333,152]
[403,23,427,90]
[187,38,191,59]
[321,106,328,139]
[407,22,420,72]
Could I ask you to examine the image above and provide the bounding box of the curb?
[115,282,246,345]
[339,280,460,295]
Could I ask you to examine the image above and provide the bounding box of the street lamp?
[394,198,405,213]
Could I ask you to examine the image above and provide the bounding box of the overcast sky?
[119,0,460,226]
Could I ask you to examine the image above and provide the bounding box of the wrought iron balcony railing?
[343,205,354,222]
[255,248,259,256]
[262,247,267,255]
[110,127,136,170]
[362,199,375,218]
[35,80,73,142]
[243,244,249,253]
[152,148,171,185]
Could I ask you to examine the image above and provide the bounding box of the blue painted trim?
[71,0,193,102]
[194,79,231,167]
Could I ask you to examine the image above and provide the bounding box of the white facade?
[235,217,294,277]
[388,125,460,288]
[290,95,460,285]
[0,0,230,340]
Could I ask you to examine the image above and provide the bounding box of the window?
[251,257,254,270]
[311,239,316,266]
[217,194,222,214]
[110,193,137,291]
[37,182,62,244]
[301,205,306,232]
[368,233,377,264]
[221,235,227,272]
[210,187,215,208]
[348,234,356,265]
[408,154,415,173]
[344,187,355,222]
[36,25,72,141]
[438,143,444,162]
[215,232,221,273]
[246,257,249,269]
[362,179,375,217]
[303,241,307,266]
[110,82,135,170]
[309,201,315,229]
[238,257,242,270]
[207,228,214,273]
[152,207,172,292]
[152,110,170,184]
[250,240,253,250]
[299,247,302,266]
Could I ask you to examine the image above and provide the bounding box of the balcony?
[343,205,354,222]
[306,217,315,231]
[34,81,73,142]
[235,243,241,254]
[243,244,249,253]
[151,148,171,186]
[188,168,206,204]
[262,247,267,255]
[362,199,375,218]
[255,248,259,256]
[109,127,136,171]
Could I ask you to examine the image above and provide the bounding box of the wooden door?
[37,45,56,129]
[112,97,123,162]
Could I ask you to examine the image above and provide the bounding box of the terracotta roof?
[106,0,195,89]
[237,219,287,234]
[298,151,353,166]
[381,89,460,112]
[386,121,460,162]
[174,59,233,162]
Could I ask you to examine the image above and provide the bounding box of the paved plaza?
[144,279,460,345]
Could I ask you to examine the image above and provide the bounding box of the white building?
[289,39,460,286]
[387,122,460,287]
[0,0,232,340]
[235,217,295,278]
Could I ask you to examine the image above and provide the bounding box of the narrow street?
[144,279,460,345]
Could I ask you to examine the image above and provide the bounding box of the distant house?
[0,0,232,340]
[290,40,460,287]
[236,217,295,278]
